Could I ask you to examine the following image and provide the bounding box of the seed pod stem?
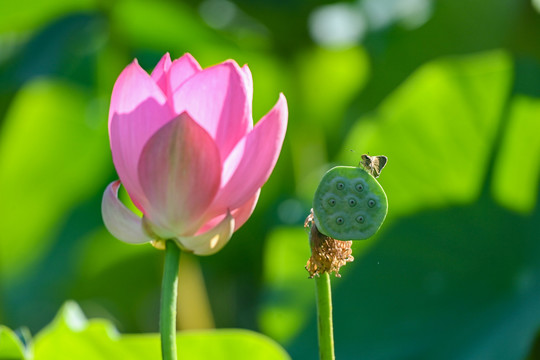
[315,271,335,360]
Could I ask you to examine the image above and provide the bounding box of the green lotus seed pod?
[312,166,388,240]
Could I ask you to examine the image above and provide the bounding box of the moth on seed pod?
[359,154,387,178]
[312,162,388,241]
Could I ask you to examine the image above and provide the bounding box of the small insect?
[360,154,388,178]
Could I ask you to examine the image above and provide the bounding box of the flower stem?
[315,272,335,360]
[160,240,181,360]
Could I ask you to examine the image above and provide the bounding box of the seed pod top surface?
[312,166,388,240]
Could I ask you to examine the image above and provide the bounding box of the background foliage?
[1,0,540,359]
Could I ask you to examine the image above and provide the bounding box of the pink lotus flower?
[102,53,288,255]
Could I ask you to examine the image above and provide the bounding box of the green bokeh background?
[1,0,540,359]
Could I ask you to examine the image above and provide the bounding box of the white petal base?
[102,181,152,244]
[176,211,235,255]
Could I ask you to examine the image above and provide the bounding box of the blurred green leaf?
[297,46,369,130]
[0,79,110,281]
[317,200,540,360]
[259,227,312,344]
[76,229,149,282]
[286,49,540,359]
[1,1,540,359]
[290,46,371,202]
[355,0,538,115]
[340,50,513,216]
[0,0,96,33]
[491,95,540,213]
[0,14,108,90]
[32,301,290,360]
[110,0,232,59]
[0,326,26,359]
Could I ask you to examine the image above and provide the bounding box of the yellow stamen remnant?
[305,210,354,278]
[151,239,167,250]
[209,234,220,249]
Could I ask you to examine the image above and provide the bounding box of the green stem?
[315,272,335,360]
[160,240,181,360]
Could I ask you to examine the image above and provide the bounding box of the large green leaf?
[340,50,513,216]
[110,0,234,60]
[491,95,540,213]
[282,50,540,359]
[0,326,27,359]
[0,79,110,281]
[290,46,371,203]
[258,227,313,344]
[0,0,95,33]
[31,302,290,360]
[353,0,539,115]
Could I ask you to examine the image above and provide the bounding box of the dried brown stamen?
[305,210,354,278]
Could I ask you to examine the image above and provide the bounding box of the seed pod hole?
[348,198,357,207]
[328,198,336,206]
[368,199,376,208]
[336,182,345,190]
[355,183,364,192]
[356,215,365,223]
[336,217,344,225]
